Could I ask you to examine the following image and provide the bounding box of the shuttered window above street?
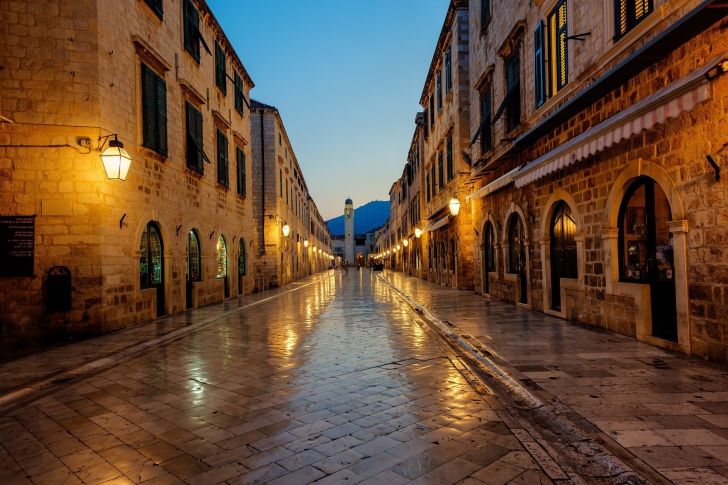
[141,64,167,156]
[534,21,546,108]
[236,147,246,197]
[437,72,442,111]
[183,0,201,62]
[616,0,653,40]
[548,0,568,93]
[143,0,163,19]
[185,102,209,174]
[480,0,491,30]
[437,151,444,191]
[446,137,453,182]
[215,42,227,95]
[445,48,452,94]
[217,129,229,188]
[234,71,244,116]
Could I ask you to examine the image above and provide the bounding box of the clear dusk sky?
[206,0,449,221]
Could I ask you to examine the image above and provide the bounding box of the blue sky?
[206,1,449,220]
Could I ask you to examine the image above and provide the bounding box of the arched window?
[484,222,496,272]
[550,201,577,279]
[216,236,227,278]
[508,215,525,274]
[140,222,163,288]
[238,238,246,276]
[440,242,446,270]
[186,230,201,282]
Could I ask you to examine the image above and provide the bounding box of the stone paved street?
[0,271,561,485]
[383,272,728,485]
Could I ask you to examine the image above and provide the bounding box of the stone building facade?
[382,0,728,364]
[0,0,328,348]
[250,100,332,289]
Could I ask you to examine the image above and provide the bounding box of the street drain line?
[0,275,332,415]
[377,275,652,485]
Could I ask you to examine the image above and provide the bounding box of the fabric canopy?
[467,167,520,203]
[514,52,727,188]
[422,215,451,234]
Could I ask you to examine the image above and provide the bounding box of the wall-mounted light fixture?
[414,228,422,238]
[99,134,131,180]
[449,196,461,216]
[304,239,309,248]
[267,215,290,237]
[402,239,409,247]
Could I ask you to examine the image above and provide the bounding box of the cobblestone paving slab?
[0,271,554,484]
[0,276,330,413]
[382,271,728,484]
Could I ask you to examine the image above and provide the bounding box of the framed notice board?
[0,216,36,277]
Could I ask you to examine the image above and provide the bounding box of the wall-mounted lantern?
[449,196,461,216]
[100,135,131,180]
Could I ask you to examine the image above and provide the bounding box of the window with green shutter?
[236,147,246,197]
[437,152,444,191]
[480,0,491,29]
[548,0,568,93]
[215,42,227,95]
[615,0,652,40]
[429,96,435,127]
[436,72,442,111]
[141,64,167,156]
[480,89,492,152]
[184,0,200,62]
[217,129,229,188]
[185,102,207,174]
[534,21,546,108]
[444,48,452,94]
[446,137,453,182]
[144,0,163,19]
[234,71,244,116]
[426,173,431,202]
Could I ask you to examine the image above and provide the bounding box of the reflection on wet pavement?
[0,271,550,484]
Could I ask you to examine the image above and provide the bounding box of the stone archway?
[502,203,530,307]
[602,159,689,354]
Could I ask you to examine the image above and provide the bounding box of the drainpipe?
[260,110,265,255]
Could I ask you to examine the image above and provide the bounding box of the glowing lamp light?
[281,223,290,237]
[318,249,322,254]
[396,245,401,251]
[403,239,409,247]
[449,197,461,216]
[304,239,309,248]
[100,135,131,180]
[415,228,422,238]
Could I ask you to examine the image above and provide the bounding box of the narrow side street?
[0,272,563,485]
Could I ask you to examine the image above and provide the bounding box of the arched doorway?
[356,253,365,267]
[550,201,577,310]
[186,230,201,309]
[483,221,496,295]
[140,221,165,317]
[618,177,677,341]
[217,235,229,298]
[508,215,527,304]
[238,238,246,295]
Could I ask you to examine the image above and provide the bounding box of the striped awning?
[422,215,450,234]
[467,167,520,203]
[514,52,727,188]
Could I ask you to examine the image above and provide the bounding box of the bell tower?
[344,198,355,265]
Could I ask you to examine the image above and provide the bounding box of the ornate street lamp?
[449,197,461,216]
[304,239,309,248]
[415,228,422,238]
[403,239,409,247]
[100,135,131,180]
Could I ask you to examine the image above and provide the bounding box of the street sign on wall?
[0,216,36,277]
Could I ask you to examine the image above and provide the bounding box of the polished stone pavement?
[0,271,555,485]
[383,271,728,485]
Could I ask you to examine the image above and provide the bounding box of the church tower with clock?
[344,197,355,265]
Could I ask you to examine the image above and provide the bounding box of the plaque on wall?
[0,216,36,277]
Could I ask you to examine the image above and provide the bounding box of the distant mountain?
[327,200,390,236]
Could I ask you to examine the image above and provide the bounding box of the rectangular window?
[480,89,492,153]
[436,72,442,111]
[215,42,227,95]
[141,64,167,156]
[234,71,244,116]
[236,147,246,197]
[144,0,163,19]
[446,137,453,182]
[505,54,521,132]
[480,0,491,29]
[445,48,452,94]
[431,165,436,199]
[534,22,546,108]
[426,173,431,202]
[423,109,429,139]
[279,169,283,197]
[429,96,435,128]
[185,102,207,174]
[216,130,229,188]
[548,0,568,94]
[437,152,444,191]
[183,0,202,62]
[286,179,289,205]
[615,0,652,40]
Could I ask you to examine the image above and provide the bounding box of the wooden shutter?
[445,49,451,93]
[184,0,200,61]
[217,130,229,187]
[438,152,444,190]
[234,72,244,115]
[144,0,163,19]
[186,103,204,173]
[141,64,157,152]
[215,42,226,95]
[480,90,491,151]
[555,0,568,91]
[534,21,546,108]
[236,147,246,196]
[156,74,167,156]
